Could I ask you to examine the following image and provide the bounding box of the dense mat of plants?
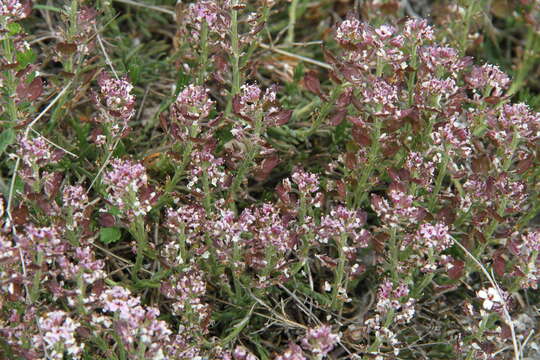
[1,0,539,359]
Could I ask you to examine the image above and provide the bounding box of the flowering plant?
[1,1,539,359]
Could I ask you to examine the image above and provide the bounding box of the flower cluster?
[161,267,210,333]
[93,72,136,142]
[62,185,89,231]
[185,0,231,45]
[36,311,84,360]
[97,72,135,122]
[102,158,154,220]
[0,0,28,25]
[371,184,424,228]
[187,148,227,193]
[301,325,340,358]
[275,343,306,360]
[169,84,215,140]
[318,205,370,248]
[96,286,173,357]
[16,134,61,168]
[363,280,415,353]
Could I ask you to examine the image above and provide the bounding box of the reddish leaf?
[44,172,63,199]
[385,118,404,132]
[484,96,502,104]
[493,255,506,277]
[303,71,322,97]
[472,155,490,174]
[344,151,357,170]
[271,109,292,126]
[254,155,280,182]
[381,142,399,157]
[500,323,512,340]
[76,326,92,340]
[56,42,78,55]
[479,342,495,354]
[329,108,347,126]
[372,232,388,254]
[99,213,116,227]
[28,77,43,101]
[159,112,168,132]
[448,259,465,280]
[22,0,32,17]
[251,21,265,36]
[486,206,505,222]
[516,156,534,174]
[316,254,338,269]
[336,180,346,200]
[336,89,352,108]
[351,126,371,147]
[0,62,19,71]
[12,204,29,225]
[322,46,338,65]
[16,77,43,102]
[437,206,456,225]
[232,95,243,114]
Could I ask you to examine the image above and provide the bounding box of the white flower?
[477,287,502,310]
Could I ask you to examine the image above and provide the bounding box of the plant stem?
[354,119,382,207]
[302,85,343,139]
[331,233,347,312]
[2,35,18,124]
[287,0,299,44]
[226,1,241,116]
[197,21,209,85]
[131,217,147,282]
[429,149,450,211]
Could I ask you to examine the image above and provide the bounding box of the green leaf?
[6,22,22,35]
[175,68,190,91]
[128,58,142,85]
[221,305,255,346]
[293,62,305,83]
[0,128,16,156]
[16,48,37,69]
[100,227,122,244]
[33,4,66,13]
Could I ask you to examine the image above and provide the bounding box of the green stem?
[459,0,479,55]
[197,21,209,85]
[331,233,347,312]
[354,119,382,207]
[286,0,299,44]
[302,85,343,139]
[389,228,399,283]
[131,217,147,282]
[509,28,538,96]
[228,114,263,206]
[2,36,18,124]
[30,251,44,302]
[226,1,241,116]
[201,167,212,213]
[429,149,450,212]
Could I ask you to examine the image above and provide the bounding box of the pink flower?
[301,325,339,357]
[275,343,306,360]
[403,19,434,43]
[0,0,28,24]
[97,72,136,122]
[102,158,153,219]
[38,310,84,360]
[415,223,451,252]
